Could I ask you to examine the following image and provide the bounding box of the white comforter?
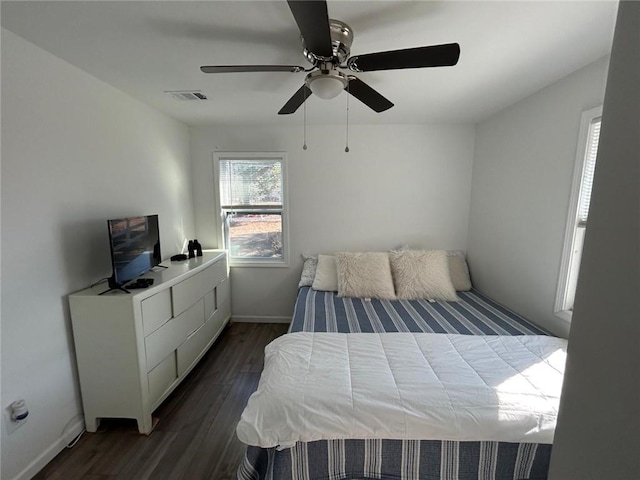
[237,332,567,449]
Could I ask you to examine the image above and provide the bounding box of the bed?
[237,251,564,480]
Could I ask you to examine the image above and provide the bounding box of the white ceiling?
[1,1,617,126]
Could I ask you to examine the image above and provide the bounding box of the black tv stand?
[99,285,130,295]
[100,276,132,295]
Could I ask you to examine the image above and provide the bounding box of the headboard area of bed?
[298,249,472,301]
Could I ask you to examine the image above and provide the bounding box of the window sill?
[554,309,573,323]
[229,259,289,268]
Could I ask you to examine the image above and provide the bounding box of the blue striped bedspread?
[289,287,548,336]
[240,439,551,480]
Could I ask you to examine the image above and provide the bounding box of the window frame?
[555,106,602,322]
[213,152,289,268]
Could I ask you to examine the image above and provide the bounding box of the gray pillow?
[298,253,318,288]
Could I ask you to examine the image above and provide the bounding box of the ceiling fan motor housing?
[303,19,354,66]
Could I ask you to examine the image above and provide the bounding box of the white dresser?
[69,250,231,434]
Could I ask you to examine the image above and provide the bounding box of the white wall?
[1,29,195,480]
[466,56,610,337]
[549,2,639,477]
[191,124,476,319]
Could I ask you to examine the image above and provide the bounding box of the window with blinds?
[215,154,287,265]
[555,108,602,318]
[576,118,601,227]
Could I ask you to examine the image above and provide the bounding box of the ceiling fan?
[200,0,460,115]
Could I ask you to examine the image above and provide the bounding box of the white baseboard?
[11,419,85,480]
[231,315,291,324]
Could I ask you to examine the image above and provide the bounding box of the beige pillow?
[336,252,396,300]
[447,251,472,291]
[311,254,338,291]
[389,249,458,301]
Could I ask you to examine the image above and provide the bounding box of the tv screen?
[107,215,161,287]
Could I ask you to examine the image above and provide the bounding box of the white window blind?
[577,118,601,226]
[555,107,602,319]
[219,159,283,210]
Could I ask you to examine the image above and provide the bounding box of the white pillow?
[389,249,458,301]
[336,252,396,300]
[311,254,338,291]
[447,251,472,291]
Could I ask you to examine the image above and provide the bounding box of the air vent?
[165,90,208,101]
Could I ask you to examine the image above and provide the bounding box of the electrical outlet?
[3,409,27,434]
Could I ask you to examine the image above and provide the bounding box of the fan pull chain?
[345,83,350,153]
[303,88,308,150]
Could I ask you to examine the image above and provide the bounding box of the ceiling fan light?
[307,72,347,99]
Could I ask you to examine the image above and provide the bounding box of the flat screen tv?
[107,215,161,289]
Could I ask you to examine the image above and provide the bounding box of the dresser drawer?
[177,298,230,376]
[178,296,205,338]
[216,277,230,308]
[205,258,227,290]
[177,324,211,377]
[148,353,177,407]
[141,290,172,336]
[144,299,204,371]
[204,290,215,323]
[203,300,229,348]
[172,268,209,316]
[212,298,231,334]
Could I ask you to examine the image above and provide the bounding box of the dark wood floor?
[33,322,289,480]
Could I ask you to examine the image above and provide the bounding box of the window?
[214,152,288,267]
[555,107,602,320]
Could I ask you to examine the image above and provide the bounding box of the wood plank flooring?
[33,322,289,480]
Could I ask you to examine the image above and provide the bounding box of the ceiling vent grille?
[165,90,208,101]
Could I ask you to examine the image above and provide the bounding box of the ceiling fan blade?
[201,65,305,73]
[347,77,394,113]
[287,0,333,58]
[347,43,460,72]
[278,84,312,115]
